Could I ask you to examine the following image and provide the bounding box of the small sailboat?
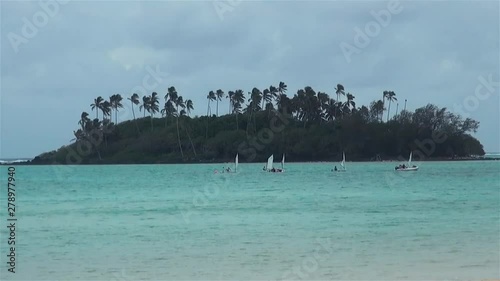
[263,154,273,172]
[332,152,347,172]
[235,153,238,172]
[217,153,239,174]
[263,154,284,173]
[395,151,419,171]
[280,154,285,172]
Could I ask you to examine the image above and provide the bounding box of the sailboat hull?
[395,167,419,171]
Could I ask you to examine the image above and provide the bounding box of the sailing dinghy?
[263,154,284,173]
[395,152,419,171]
[332,152,347,172]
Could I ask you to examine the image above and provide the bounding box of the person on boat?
[334,166,338,171]
[222,167,225,173]
[402,164,406,169]
[263,166,266,171]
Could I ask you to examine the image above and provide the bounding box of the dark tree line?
[31,82,484,164]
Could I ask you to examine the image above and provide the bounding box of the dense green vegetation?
[30,82,485,164]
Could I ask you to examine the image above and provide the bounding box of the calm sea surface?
[1,161,499,280]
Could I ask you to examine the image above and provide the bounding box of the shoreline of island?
[2,156,499,166]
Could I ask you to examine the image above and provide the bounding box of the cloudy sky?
[1,0,499,159]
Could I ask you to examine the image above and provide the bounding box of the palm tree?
[88,118,103,160]
[386,91,397,122]
[246,87,262,134]
[335,84,345,118]
[370,100,385,122]
[262,89,271,109]
[161,101,176,128]
[173,96,185,159]
[140,96,150,118]
[227,91,235,114]
[215,89,224,116]
[90,96,104,119]
[78,112,90,130]
[205,91,216,140]
[110,94,123,124]
[185,99,194,116]
[317,92,329,122]
[149,92,160,131]
[278,81,287,97]
[128,93,140,133]
[276,93,291,115]
[232,90,245,130]
[343,93,356,115]
[269,85,278,102]
[382,91,389,121]
[325,99,337,121]
[183,99,197,157]
[101,101,112,122]
[206,91,216,117]
[166,87,185,158]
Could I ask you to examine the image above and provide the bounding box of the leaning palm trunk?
[382,99,385,122]
[205,103,210,140]
[131,103,140,134]
[150,113,154,131]
[387,101,392,122]
[176,115,184,159]
[184,125,197,157]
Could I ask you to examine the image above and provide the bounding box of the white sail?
[408,152,412,166]
[235,153,238,172]
[281,154,285,170]
[266,155,273,170]
[341,152,346,170]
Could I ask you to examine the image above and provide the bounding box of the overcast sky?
[1,0,499,159]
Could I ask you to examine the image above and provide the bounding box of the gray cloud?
[1,0,498,158]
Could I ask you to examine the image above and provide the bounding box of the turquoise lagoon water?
[0,161,499,280]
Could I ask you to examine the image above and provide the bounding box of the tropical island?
[28,82,485,165]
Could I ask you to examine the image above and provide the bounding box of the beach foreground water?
[0,161,499,280]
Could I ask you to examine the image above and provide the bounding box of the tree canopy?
[30,82,485,165]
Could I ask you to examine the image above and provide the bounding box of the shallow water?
[1,161,499,280]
